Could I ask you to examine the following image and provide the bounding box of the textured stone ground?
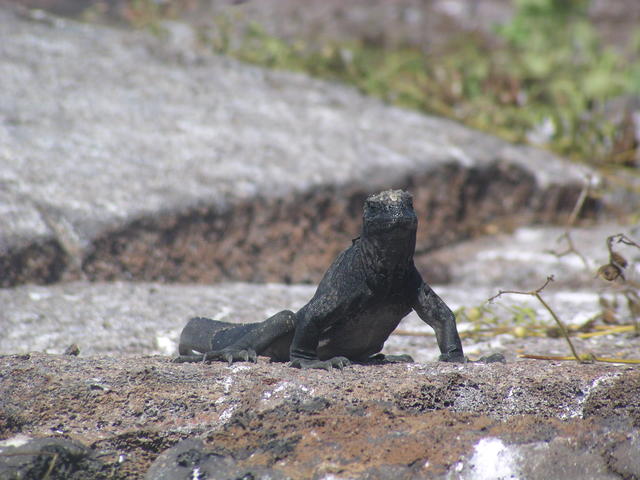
[1,354,638,479]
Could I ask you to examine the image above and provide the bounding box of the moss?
[206,0,639,167]
[92,0,640,167]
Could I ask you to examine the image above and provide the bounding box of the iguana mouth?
[371,218,417,231]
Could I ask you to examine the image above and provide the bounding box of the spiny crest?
[365,189,413,209]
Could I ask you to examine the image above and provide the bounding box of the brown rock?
[0,353,638,479]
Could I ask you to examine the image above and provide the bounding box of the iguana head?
[361,190,418,271]
[362,189,417,238]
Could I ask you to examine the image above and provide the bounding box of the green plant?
[207,0,639,166]
[102,0,640,166]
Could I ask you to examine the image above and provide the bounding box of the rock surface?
[1,353,638,479]
[0,5,595,287]
[0,437,111,480]
[2,274,640,364]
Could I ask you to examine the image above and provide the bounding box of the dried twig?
[43,452,58,480]
[547,231,590,269]
[546,175,593,269]
[608,233,640,250]
[518,353,594,362]
[566,176,593,227]
[488,275,583,362]
[598,233,640,335]
[518,353,640,365]
[577,325,637,338]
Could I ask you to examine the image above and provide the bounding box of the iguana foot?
[367,353,414,364]
[203,347,258,365]
[438,352,468,363]
[289,356,351,370]
[476,353,506,363]
[173,354,207,363]
[382,354,414,363]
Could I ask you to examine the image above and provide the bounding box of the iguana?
[175,190,466,369]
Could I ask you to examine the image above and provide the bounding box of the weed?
[85,0,640,166]
[203,0,640,166]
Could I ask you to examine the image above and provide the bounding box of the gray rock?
[421,222,640,290]
[0,6,595,286]
[0,436,110,480]
[145,438,287,480]
[451,436,621,480]
[1,353,638,479]
[0,281,314,356]
[608,432,640,479]
[0,7,636,480]
[3,278,639,363]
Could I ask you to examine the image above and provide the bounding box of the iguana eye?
[365,200,380,211]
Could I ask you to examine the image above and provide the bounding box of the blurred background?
[7,0,640,173]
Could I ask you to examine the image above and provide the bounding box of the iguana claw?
[289,356,351,370]
[203,348,258,365]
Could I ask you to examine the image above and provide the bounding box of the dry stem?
[546,175,593,269]
[488,275,583,362]
[519,353,640,364]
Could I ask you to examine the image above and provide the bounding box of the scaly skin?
[175,190,467,369]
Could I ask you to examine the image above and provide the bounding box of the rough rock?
[0,281,314,356]
[3,277,640,363]
[0,5,596,287]
[1,225,638,480]
[0,354,638,479]
[0,5,637,479]
[143,438,288,480]
[1,222,639,479]
[0,436,111,480]
[421,222,640,289]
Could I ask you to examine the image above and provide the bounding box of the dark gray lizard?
[175,189,466,369]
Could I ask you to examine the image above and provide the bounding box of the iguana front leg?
[410,269,465,363]
[289,296,354,370]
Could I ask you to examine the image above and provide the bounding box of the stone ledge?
[0,353,637,479]
[0,6,596,286]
